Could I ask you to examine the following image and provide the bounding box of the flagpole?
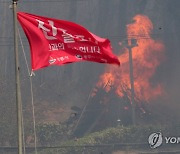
[12,0,23,154]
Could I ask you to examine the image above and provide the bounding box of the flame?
[97,14,165,102]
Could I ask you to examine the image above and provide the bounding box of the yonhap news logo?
[148,132,180,149]
[148,132,163,148]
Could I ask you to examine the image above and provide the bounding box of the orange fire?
[96,14,165,102]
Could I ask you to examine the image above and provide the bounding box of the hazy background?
[0,0,180,149]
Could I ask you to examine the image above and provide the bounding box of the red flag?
[17,12,120,70]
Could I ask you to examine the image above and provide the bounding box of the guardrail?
[0,143,179,154]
